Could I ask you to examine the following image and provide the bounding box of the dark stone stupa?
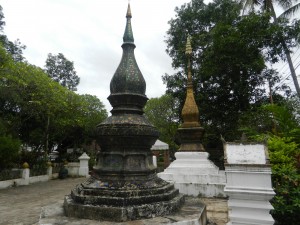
[64,3,184,222]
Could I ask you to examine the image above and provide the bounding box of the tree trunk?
[272,8,300,98]
[284,44,300,97]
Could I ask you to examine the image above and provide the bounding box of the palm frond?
[276,0,293,10]
[238,0,261,14]
[278,3,300,18]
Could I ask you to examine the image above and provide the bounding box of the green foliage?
[144,94,179,151]
[0,5,5,31]
[0,135,21,170]
[45,53,80,91]
[0,36,26,62]
[268,136,298,169]
[238,0,300,20]
[239,100,299,137]
[0,5,26,62]
[163,0,294,141]
[267,136,300,225]
[0,44,108,156]
[19,150,46,168]
[242,100,300,224]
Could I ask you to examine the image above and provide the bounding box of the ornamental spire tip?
[126,2,132,18]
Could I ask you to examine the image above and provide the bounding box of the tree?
[238,0,300,97]
[267,136,300,225]
[238,0,300,18]
[163,0,290,140]
[0,45,107,156]
[0,135,21,170]
[0,5,26,62]
[52,93,108,153]
[238,91,300,225]
[45,53,80,91]
[144,94,180,151]
[0,5,5,31]
[241,100,300,225]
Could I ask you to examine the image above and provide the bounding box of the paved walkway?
[0,177,86,225]
[0,178,228,225]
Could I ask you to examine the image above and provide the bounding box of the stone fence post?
[153,155,157,168]
[22,162,30,185]
[47,162,53,178]
[79,152,90,177]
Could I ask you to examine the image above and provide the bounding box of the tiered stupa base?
[64,176,184,221]
[158,152,226,197]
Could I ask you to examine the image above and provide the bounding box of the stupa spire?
[123,3,134,43]
[181,35,200,128]
[109,2,146,114]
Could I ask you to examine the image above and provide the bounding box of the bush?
[0,135,21,170]
[20,150,47,167]
[268,136,300,225]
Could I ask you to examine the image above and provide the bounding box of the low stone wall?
[0,167,55,189]
[0,152,90,189]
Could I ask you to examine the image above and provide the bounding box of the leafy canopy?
[45,53,80,91]
[0,44,107,154]
[144,94,180,151]
[163,0,296,141]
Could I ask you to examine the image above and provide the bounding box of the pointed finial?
[123,2,134,43]
[185,35,192,55]
[181,34,200,128]
[126,2,132,18]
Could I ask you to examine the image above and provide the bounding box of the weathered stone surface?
[176,127,205,152]
[64,176,185,221]
[64,194,185,222]
[42,197,206,225]
[64,3,184,222]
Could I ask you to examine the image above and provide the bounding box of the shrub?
[268,136,300,225]
[0,135,21,170]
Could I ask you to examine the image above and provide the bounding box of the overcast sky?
[0,0,210,112]
[0,0,298,113]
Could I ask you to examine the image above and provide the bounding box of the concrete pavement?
[0,177,86,225]
[0,177,228,225]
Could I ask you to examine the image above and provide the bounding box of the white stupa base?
[224,165,275,225]
[224,142,275,225]
[158,152,226,197]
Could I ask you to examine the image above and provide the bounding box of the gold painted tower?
[177,36,205,151]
